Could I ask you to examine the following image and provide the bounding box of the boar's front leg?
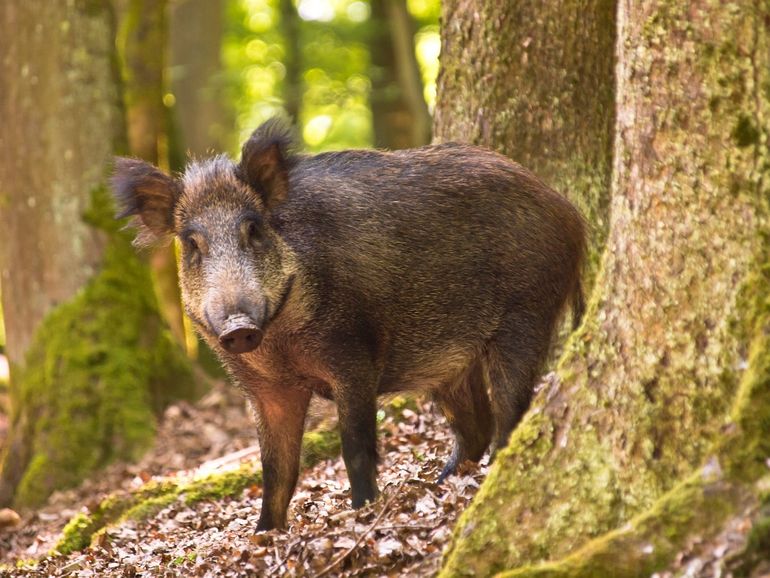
[335,382,379,508]
[252,386,311,531]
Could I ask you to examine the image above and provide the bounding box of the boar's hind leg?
[484,313,552,453]
[252,387,312,531]
[435,360,493,482]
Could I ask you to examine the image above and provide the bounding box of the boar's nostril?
[218,315,263,354]
[219,327,263,354]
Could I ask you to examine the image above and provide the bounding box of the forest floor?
[0,380,486,577]
[0,374,764,577]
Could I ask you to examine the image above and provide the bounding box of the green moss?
[53,428,342,555]
[172,552,198,565]
[722,260,770,482]
[56,479,178,555]
[5,185,196,509]
[13,559,38,570]
[468,233,770,578]
[56,512,96,555]
[496,466,739,578]
[301,429,342,469]
[182,465,263,505]
[732,114,760,148]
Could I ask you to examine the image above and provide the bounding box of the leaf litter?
[0,380,488,577]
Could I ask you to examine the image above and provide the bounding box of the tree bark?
[0,0,194,509]
[434,0,615,280]
[370,0,432,149]
[438,1,769,576]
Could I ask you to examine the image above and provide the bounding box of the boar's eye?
[182,235,202,266]
[241,215,264,250]
[247,220,261,241]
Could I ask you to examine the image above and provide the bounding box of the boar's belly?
[377,346,475,394]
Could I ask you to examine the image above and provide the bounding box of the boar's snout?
[218,314,263,354]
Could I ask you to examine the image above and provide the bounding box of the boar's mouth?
[217,275,295,355]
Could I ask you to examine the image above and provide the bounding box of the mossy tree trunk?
[369,0,432,149]
[433,0,615,280]
[119,0,188,352]
[0,0,194,509]
[437,1,769,576]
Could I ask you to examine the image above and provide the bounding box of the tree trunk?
[438,1,769,576]
[370,0,432,149]
[169,0,226,156]
[434,0,615,281]
[279,0,302,122]
[0,0,194,509]
[120,0,188,351]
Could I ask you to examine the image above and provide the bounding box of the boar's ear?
[111,157,181,246]
[237,118,295,211]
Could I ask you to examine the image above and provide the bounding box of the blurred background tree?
[218,0,439,152]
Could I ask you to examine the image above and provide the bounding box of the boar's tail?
[572,280,586,331]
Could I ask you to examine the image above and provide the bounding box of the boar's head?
[112,119,297,354]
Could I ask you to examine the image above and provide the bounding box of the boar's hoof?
[219,325,263,354]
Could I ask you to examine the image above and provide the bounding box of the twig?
[271,538,301,575]
[315,492,398,578]
[193,445,260,476]
[373,523,440,531]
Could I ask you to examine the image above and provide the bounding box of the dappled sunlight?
[225,0,439,152]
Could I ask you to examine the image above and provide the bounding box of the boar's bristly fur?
[111,118,587,531]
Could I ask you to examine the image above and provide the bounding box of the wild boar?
[112,118,586,530]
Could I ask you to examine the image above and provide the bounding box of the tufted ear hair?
[237,118,296,211]
[111,157,182,246]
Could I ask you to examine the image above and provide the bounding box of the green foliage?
[221,0,440,152]
[299,20,371,150]
[223,0,287,151]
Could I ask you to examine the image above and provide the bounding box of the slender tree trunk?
[434,0,615,280]
[370,0,431,149]
[0,0,194,509]
[279,0,302,122]
[119,0,187,351]
[169,0,226,156]
[438,1,769,576]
